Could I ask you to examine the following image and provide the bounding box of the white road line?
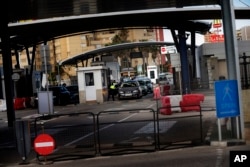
[64,113,137,146]
[146,104,155,108]
[63,103,154,147]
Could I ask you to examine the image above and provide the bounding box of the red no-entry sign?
[34,134,55,156]
[161,46,167,54]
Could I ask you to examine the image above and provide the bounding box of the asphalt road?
[2,91,249,167]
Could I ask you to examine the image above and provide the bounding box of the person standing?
[108,81,116,101]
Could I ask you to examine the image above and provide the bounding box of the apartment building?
[25,28,159,85]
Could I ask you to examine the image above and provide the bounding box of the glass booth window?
[101,70,107,87]
[85,72,94,86]
[150,70,155,79]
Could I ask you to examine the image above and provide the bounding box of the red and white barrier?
[158,93,205,115]
[153,86,161,100]
[14,98,26,110]
[180,94,204,112]
[160,96,171,115]
[168,95,182,112]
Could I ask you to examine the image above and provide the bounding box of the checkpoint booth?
[77,66,109,104]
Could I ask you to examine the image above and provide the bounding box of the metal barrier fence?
[240,53,250,89]
[97,108,157,155]
[156,105,202,150]
[29,104,203,162]
[33,112,96,162]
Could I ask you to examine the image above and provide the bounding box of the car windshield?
[159,75,167,81]
[138,80,146,86]
[66,86,78,91]
[121,82,137,88]
[60,86,68,91]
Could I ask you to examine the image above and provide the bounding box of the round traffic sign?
[161,46,167,54]
[12,73,20,81]
[34,134,55,156]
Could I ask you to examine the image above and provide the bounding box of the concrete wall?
[198,40,250,88]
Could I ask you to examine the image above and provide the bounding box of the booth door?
[85,72,96,101]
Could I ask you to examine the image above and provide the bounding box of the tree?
[105,29,131,66]
[139,45,160,62]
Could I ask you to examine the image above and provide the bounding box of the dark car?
[118,80,142,100]
[49,86,71,105]
[66,85,79,104]
[137,80,148,95]
[144,79,153,93]
[134,77,153,93]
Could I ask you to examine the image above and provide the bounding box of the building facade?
[198,26,250,89]
[29,28,161,85]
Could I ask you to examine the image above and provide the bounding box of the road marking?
[64,113,138,146]
[215,148,224,167]
[135,121,176,134]
[146,104,155,108]
[104,108,124,111]
[43,103,154,147]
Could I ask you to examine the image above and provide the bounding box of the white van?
[159,72,173,85]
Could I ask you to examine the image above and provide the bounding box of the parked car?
[118,80,143,100]
[145,79,153,93]
[159,72,173,85]
[134,76,153,93]
[66,85,79,104]
[137,80,148,95]
[49,86,71,105]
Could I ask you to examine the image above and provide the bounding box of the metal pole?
[57,61,61,86]
[217,119,222,141]
[43,45,52,115]
[220,0,245,139]
[0,15,15,127]
[178,30,190,94]
[43,45,48,91]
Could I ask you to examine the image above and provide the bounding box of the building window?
[101,70,107,87]
[122,57,130,68]
[150,70,155,79]
[85,72,94,86]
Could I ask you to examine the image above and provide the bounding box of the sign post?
[12,73,20,98]
[214,80,240,141]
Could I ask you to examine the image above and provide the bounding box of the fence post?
[15,120,31,165]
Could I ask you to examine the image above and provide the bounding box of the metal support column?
[178,30,190,94]
[0,18,15,127]
[191,31,196,78]
[220,0,245,139]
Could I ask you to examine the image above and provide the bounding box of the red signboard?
[34,134,55,156]
[209,34,224,43]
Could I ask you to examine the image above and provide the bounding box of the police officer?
[108,81,116,101]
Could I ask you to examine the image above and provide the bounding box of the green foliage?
[48,72,56,81]
[105,29,130,46]
[139,45,160,60]
[105,29,161,63]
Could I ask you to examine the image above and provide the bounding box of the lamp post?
[57,60,61,86]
